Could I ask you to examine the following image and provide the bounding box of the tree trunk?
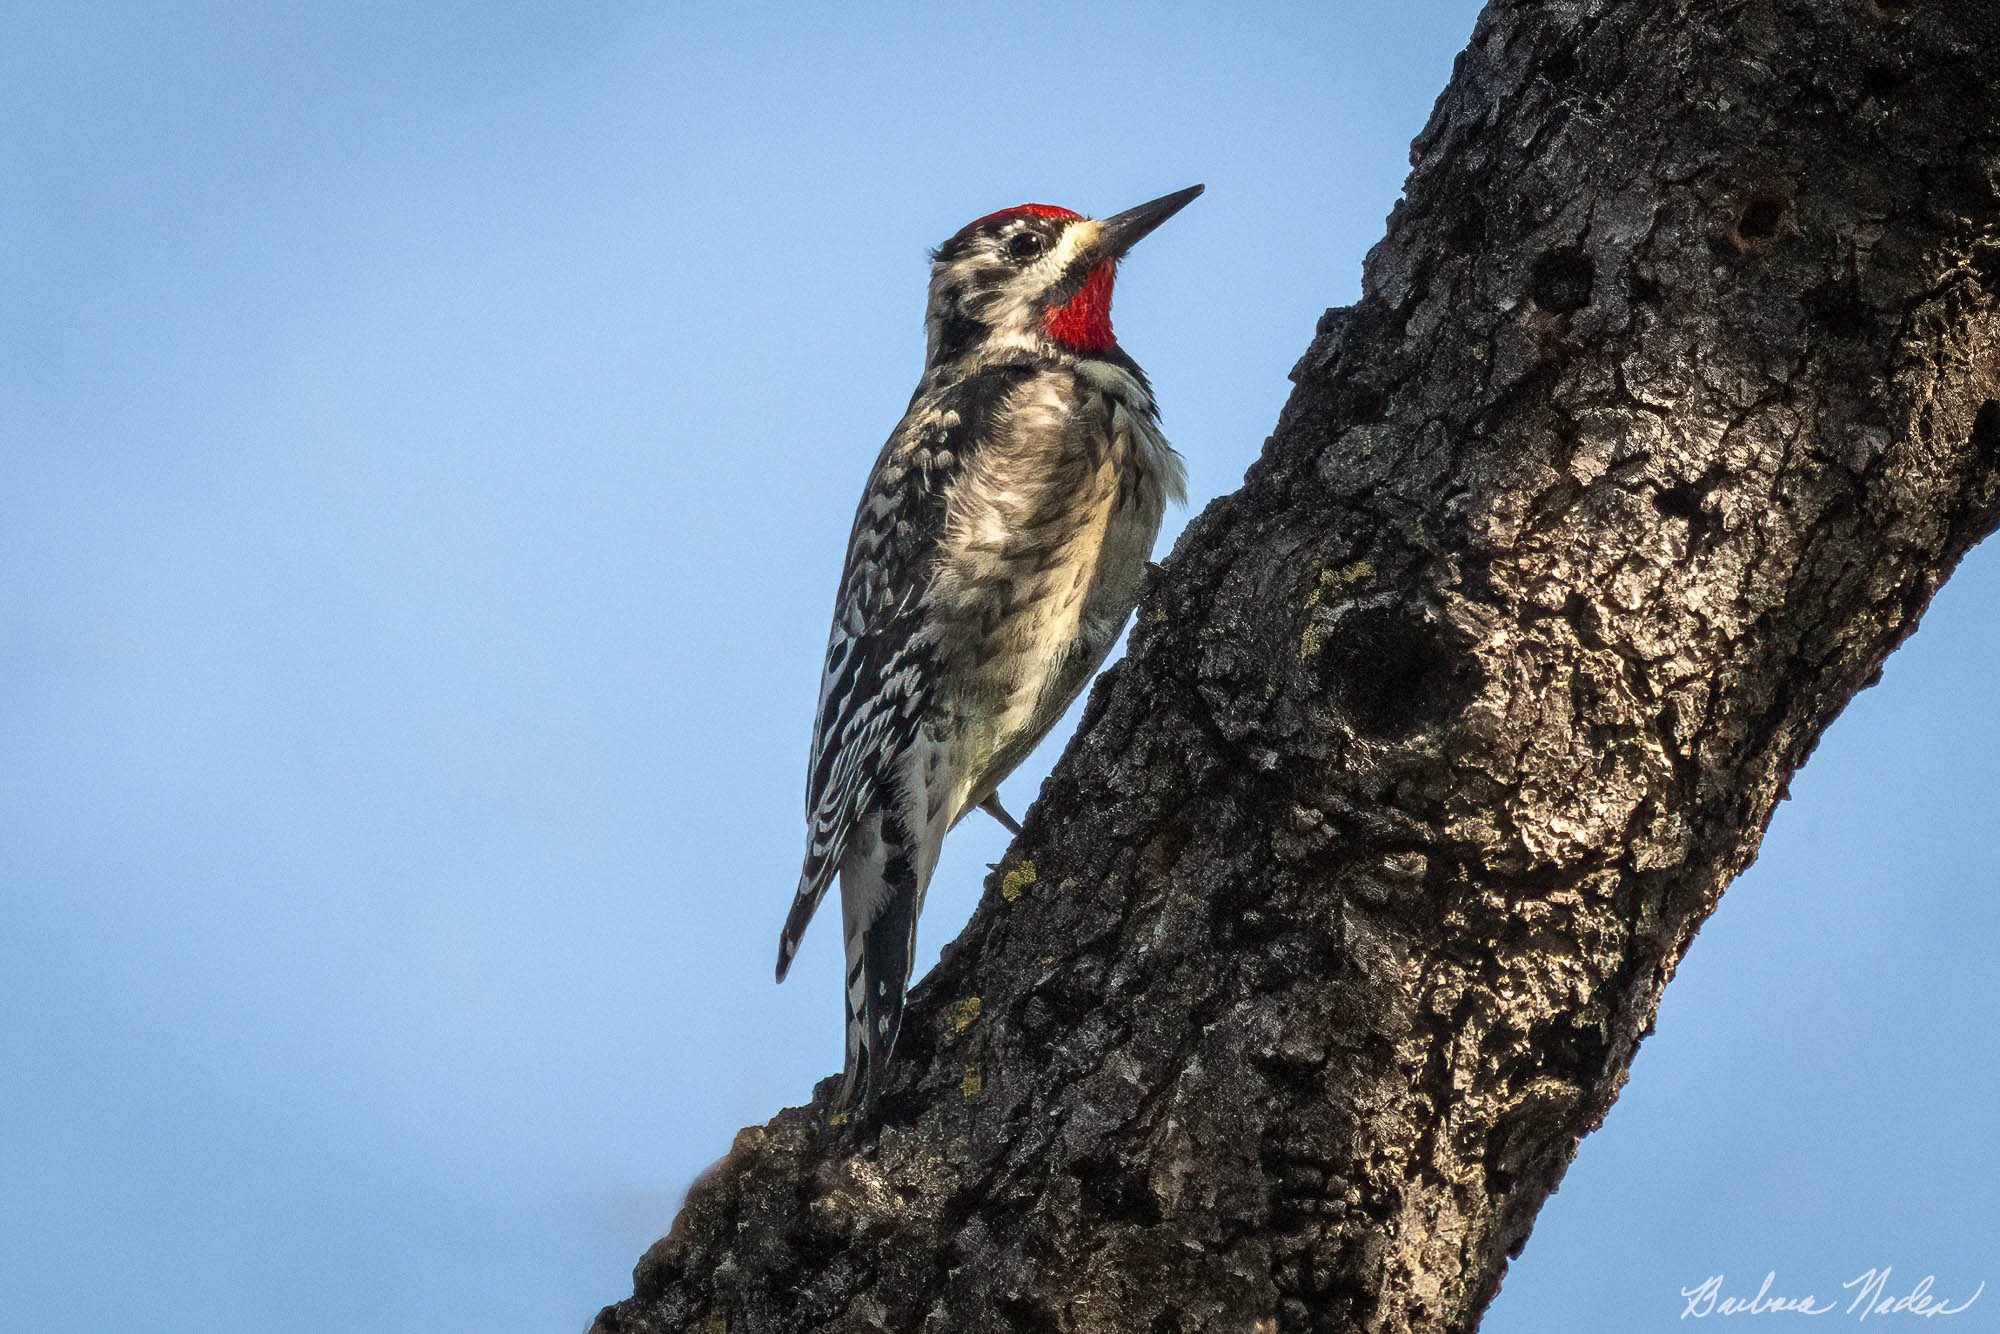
[593,2,2000,1330]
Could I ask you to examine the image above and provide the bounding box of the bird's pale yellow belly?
[941,459,1166,822]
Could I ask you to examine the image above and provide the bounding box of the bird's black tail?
[835,828,922,1117]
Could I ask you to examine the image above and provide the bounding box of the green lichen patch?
[943,995,982,1038]
[1000,859,1038,901]
[1300,560,1376,657]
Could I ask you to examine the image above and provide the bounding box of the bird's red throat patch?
[1046,263,1116,351]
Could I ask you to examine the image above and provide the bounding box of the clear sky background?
[4,4,1993,1331]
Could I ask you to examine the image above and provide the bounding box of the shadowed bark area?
[595,3,2000,1331]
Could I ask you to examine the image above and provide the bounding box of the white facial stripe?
[926,216,1108,358]
[1037,217,1102,281]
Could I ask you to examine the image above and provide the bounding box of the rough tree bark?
[596,3,2000,1331]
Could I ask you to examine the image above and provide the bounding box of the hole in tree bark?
[1314,604,1481,737]
[1536,44,1578,83]
[1529,246,1594,313]
[1729,191,1791,252]
[1738,196,1785,239]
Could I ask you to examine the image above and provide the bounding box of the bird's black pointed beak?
[1097,184,1204,260]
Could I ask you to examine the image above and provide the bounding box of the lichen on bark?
[593,3,2000,1331]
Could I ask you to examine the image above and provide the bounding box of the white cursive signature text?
[1680,1269,1984,1321]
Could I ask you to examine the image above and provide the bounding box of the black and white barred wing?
[773,364,1029,984]
[775,433,952,982]
[774,594,930,977]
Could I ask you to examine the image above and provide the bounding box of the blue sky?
[3,4,1992,1330]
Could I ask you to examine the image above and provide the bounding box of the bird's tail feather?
[775,860,835,983]
[835,823,921,1115]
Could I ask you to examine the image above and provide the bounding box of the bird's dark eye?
[1007,231,1045,262]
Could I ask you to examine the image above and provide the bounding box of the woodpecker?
[775,184,1203,1115]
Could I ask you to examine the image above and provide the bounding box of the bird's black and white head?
[922,185,1203,368]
